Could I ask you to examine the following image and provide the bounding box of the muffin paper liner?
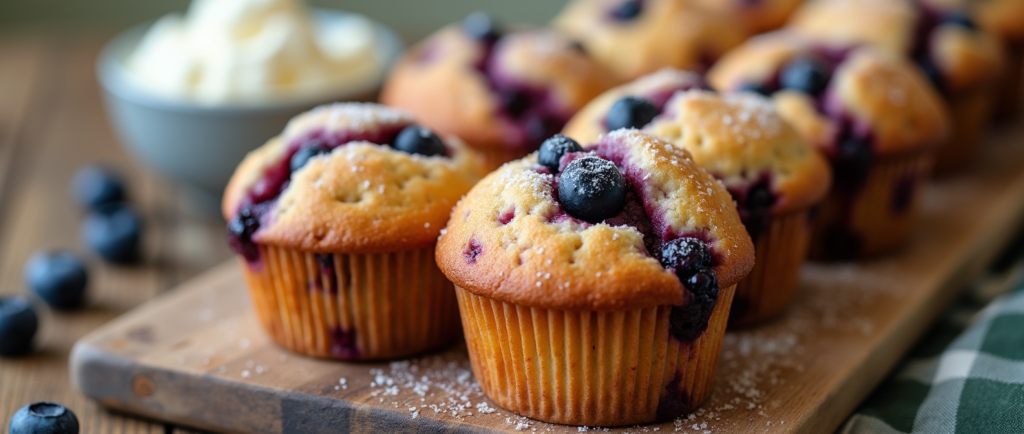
[455,284,736,426]
[240,244,461,360]
[730,210,812,327]
[934,85,998,174]
[810,152,933,260]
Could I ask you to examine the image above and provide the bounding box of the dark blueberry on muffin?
[606,96,660,131]
[610,0,643,20]
[394,125,446,157]
[657,237,713,279]
[833,131,874,191]
[462,12,501,42]
[779,56,831,97]
[538,134,584,173]
[289,143,331,172]
[738,82,774,96]
[227,206,261,262]
[942,13,977,30]
[557,156,627,223]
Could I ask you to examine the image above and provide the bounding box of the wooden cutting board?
[70,123,1024,434]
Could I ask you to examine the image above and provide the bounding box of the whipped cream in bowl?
[98,0,403,210]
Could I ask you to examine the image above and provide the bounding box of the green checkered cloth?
[842,280,1024,434]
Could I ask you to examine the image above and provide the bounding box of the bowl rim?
[96,8,405,115]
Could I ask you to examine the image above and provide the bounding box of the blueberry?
[657,238,712,279]
[81,203,142,264]
[71,165,126,210]
[606,96,660,131]
[463,12,501,42]
[738,82,774,96]
[393,125,446,157]
[227,206,261,262]
[24,251,88,310]
[0,297,38,357]
[289,143,331,173]
[686,270,719,299]
[500,89,530,118]
[557,156,627,223]
[833,131,874,191]
[745,183,774,214]
[538,134,584,173]
[917,56,946,95]
[779,56,831,97]
[943,13,977,30]
[9,402,79,434]
[611,0,643,20]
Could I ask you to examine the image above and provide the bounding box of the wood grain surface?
[70,117,1024,433]
[0,32,233,433]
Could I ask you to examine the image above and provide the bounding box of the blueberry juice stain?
[225,126,406,265]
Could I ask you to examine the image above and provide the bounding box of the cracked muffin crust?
[380,20,618,169]
[562,68,706,145]
[645,90,831,325]
[691,0,804,34]
[552,0,748,80]
[436,129,754,311]
[223,103,483,256]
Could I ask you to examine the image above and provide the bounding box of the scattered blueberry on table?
[0,297,39,357]
[393,125,446,157]
[8,402,79,434]
[606,96,660,131]
[558,156,627,223]
[81,202,142,264]
[538,134,583,173]
[70,165,126,210]
[24,251,88,310]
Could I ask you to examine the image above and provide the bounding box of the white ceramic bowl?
[97,9,403,211]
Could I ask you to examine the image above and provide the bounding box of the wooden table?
[0,31,233,433]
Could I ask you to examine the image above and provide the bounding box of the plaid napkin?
[841,273,1024,434]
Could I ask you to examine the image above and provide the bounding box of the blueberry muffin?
[645,91,831,325]
[223,103,483,360]
[561,68,706,144]
[380,14,618,171]
[924,0,1024,117]
[552,0,748,80]
[787,0,1005,173]
[436,130,755,425]
[710,33,950,259]
[691,0,806,34]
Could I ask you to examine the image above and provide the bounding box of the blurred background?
[0,0,569,41]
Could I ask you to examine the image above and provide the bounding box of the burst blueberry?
[557,156,627,223]
[227,206,261,262]
[393,125,446,157]
[81,202,143,264]
[538,134,584,173]
[71,165,126,210]
[463,12,501,42]
[24,251,88,310]
[289,143,331,173]
[606,96,659,131]
[657,237,712,279]
[500,89,530,118]
[780,56,831,97]
[8,402,79,434]
[0,297,38,357]
[611,0,643,20]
